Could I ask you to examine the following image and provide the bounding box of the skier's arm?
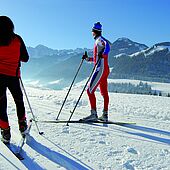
[16,34,29,62]
[97,39,105,58]
[82,52,93,62]
[102,40,110,56]
[20,38,29,62]
[97,38,110,59]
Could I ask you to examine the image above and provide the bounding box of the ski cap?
[92,22,102,32]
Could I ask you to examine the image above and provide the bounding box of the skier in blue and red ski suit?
[0,16,29,143]
[82,22,110,121]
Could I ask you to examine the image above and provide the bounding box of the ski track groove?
[28,98,170,147]
[6,88,170,169]
[10,123,91,170]
[65,122,170,146]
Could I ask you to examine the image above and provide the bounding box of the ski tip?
[39,132,44,135]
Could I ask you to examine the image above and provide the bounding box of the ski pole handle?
[82,51,88,60]
[84,51,87,57]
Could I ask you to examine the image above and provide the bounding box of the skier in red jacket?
[0,16,29,143]
[81,22,110,122]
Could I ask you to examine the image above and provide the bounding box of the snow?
[1,81,170,170]
[130,44,170,58]
[157,45,170,51]
[48,79,62,85]
[108,79,170,93]
[147,46,165,56]
[0,142,27,169]
[134,44,146,51]
[114,53,126,58]
[145,45,169,56]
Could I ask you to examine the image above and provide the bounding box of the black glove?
[82,51,88,60]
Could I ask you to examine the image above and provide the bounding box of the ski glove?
[82,51,90,61]
[82,54,88,60]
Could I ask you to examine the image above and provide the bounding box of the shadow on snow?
[121,124,170,145]
[74,122,170,145]
[26,135,92,170]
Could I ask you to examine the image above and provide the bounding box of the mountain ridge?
[22,37,170,89]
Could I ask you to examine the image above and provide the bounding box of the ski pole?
[56,52,86,120]
[66,57,101,126]
[19,78,44,135]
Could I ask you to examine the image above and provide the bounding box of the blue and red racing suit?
[87,36,110,111]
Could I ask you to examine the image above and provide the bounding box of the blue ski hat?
[92,22,102,32]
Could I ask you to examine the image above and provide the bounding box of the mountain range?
[22,38,170,89]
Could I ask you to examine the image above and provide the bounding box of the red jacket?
[0,34,29,77]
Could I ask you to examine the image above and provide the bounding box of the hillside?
[21,38,170,89]
[110,41,170,82]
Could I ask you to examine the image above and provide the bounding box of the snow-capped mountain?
[27,45,91,58]
[110,41,170,82]
[110,37,148,57]
[22,38,170,89]
[27,45,58,58]
[23,45,92,83]
[129,42,170,58]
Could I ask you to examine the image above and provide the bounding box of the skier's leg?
[0,75,11,143]
[87,88,97,110]
[8,77,26,120]
[99,77,109,111]
[87,60,104,110]
[0,93,8,128]
[7,77,27,134]
[81,60,104,121]
[0,75,9,128]
[98,77,109,121]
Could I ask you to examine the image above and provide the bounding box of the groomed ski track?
[4,86,170,169]
[9,128,90,170]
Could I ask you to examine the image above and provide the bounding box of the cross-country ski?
[0,141,27,169]
[36,119,135,125]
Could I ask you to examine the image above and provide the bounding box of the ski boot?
[98,110,108,122]
[1,127,11,144]
[80,109,98,122]
[19,119,28,137]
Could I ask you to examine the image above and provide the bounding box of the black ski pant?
[0,74,25,129]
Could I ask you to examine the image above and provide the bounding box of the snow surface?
[129,44,170,58]
[1,82,170,170]
[108,79,170,93]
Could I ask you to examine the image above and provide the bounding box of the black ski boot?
[19,119,28,137]
[1,127,11,144]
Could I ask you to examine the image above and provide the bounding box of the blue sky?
[1,0,170,49]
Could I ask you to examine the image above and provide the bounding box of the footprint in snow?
[123,160,135,170]
[61,125,69,134]
[99,132,107,136]
[99,141,106,144]
[127,147,139,155]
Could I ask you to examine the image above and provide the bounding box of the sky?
[1,0,170,50]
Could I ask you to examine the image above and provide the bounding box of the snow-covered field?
[108,79,170,94]
[0,83,170,170]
